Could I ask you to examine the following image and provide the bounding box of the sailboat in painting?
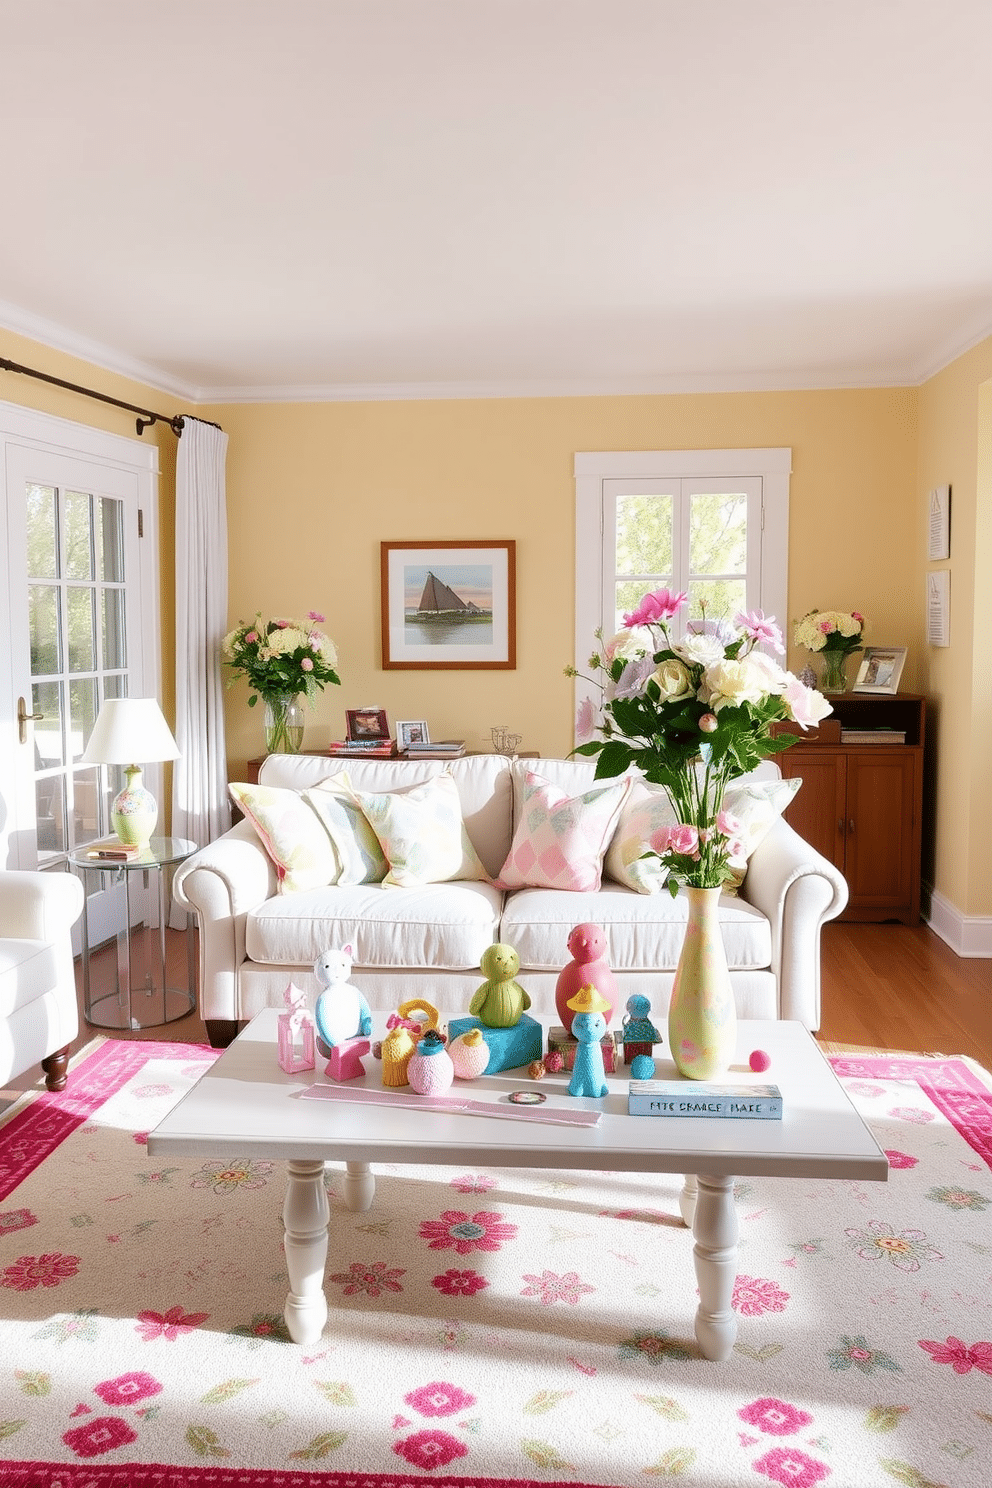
[413,572,491,622]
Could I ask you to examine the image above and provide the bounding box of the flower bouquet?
[222,610,340,752]
[794,608,864,693]
[567,588,832,1079]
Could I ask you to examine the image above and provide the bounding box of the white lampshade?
[82,697,180,767]
[81,698,180,851]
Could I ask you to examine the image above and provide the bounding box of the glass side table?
[69,836,197,1031]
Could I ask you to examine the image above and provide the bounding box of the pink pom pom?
[749,1049,771,1073]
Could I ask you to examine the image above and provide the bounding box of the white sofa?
[173,753,848,1048]
[0,869,84,1091]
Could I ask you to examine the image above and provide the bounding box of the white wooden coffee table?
[148,1012,887,1360]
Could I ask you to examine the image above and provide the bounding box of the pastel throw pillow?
[721,776,802,887]
[303,774,388,885]
[229,781,338,895]
[496,770,631,892]
[603,782,677,894]
[343,772,490,888]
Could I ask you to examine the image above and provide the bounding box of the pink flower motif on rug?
[431,1269,489,1297]
[520,1269,595,1306]
[617,1331,693,1364]
[133,1083,173,1099]
[329,1261,405,1297]
[228,1312,291,1346]
[404,1381,476,1417]
[826,1334,902,1375]
[846,1082,885,1098]
[844,1220,943,1271]
[889,1106,935,1124]
[93,1371,163,1407]
[189,1158,274,1194]
[0,1208,37,1236]
[1,1251,80,1290]
[753,1445,831,1487]
[919,1337,992,1375]
[738,1397,814,1436]
[884,1150,918,1169]
[732,1275,790,1315]
[394,1428,469,1470]
[63,1414,139,1458]
[419,1209,517,1254]
[600,1207,669,1224]
[132,1131,149,1145]
[450,1173,498,1193]
[135,1305,210,1341]
[926,1184,990,1211]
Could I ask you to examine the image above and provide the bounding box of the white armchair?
[0,870,84,1092]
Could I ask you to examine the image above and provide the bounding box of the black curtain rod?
[0,354,222,438]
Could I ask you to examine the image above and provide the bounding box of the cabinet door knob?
[849,818,856,834]
[838,818,846,834]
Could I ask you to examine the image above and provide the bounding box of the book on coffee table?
[628,1079,783,1120]
[84,837,142,861]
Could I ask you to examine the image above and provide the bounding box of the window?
[573,448,791,738]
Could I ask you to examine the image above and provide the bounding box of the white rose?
[674,632,725,667]
[603,627,654,664]
[267,626,307,655]
[745,650,789,694]
[702,655,771,711]
[651,657,694,702]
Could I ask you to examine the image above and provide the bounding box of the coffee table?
[148,1012,887,1360]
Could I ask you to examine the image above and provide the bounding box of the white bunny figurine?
[313,943,372,1054]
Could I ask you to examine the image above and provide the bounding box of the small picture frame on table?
[852,646,907,694]
[396,720,430,750]
[346,707,391,741]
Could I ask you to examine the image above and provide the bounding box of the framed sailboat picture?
[381,540,516,669]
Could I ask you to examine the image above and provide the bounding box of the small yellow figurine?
[469,943,531,1028]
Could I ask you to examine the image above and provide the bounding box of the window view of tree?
[613,487,751,631]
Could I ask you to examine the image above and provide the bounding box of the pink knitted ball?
[749,1049,772,1073]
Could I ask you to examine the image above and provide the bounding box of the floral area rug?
[0,1039,991,1488]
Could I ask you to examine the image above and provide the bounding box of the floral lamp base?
[112,765,158,852]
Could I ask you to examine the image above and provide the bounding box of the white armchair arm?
[0,870,84,940]
[171,822,277,1034]
[740,816,848,1030]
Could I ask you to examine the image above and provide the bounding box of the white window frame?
[573,447,791,743]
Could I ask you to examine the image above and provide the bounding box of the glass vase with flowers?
[567,589,832,1078]
[222,610,341,753]
[793,609,864,693]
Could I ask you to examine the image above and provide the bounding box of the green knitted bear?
[468,943,531,1028]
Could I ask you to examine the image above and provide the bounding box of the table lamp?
[81,697,180,852]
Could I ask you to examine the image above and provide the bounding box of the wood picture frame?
[396,719,430,749]
[345,707,391,741]
[852,646,907,695]
[381,540,516,670]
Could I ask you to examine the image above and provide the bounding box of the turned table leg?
[343,1160,375,1211]
[282,1159,330,1344]
[691,1172,739,1361]
[678,1173,698,1227]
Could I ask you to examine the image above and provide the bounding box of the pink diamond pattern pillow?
[496,770,631,892]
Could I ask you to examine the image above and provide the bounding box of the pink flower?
[623,587,688,628]
[885,1150,918,1169]
[782,674,833,728]
[63,1416,138,1458]
[450,1174,497,1194]
[753,1446,831,1487]
[575,695,597,744]
[738,1398,813,1436]
[1,1251,80,1290]
[394,1429,469,1470]
[244,630,258,644]
[699,712,718,732]
[817,618,835,634]
[520,1269,595,1306]
[432,1269,489,1297]
[307,610,325,622]
[716,809,743,837]
[732,1275,790,1316]
[658,824,700,858]
[0,1209,37,1237]
[330,1261,405,1297]
[419,1209,518,1254]
[300,656,314,671]
[735,610,785,654]
[852,611,864,624]
[135,1305,210,1341]
[919,1337,992,1375]
[405,1381,476,1417]
[94,1371,163,1406]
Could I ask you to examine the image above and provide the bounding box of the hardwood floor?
[3,920,990,1104]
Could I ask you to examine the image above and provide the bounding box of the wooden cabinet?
[777,694,925,925]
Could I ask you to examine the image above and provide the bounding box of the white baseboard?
[925,889,992,958]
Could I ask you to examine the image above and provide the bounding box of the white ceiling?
[3,0,991,403]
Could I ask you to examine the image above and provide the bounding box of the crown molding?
[910,314,992,385]
[0,298,198,404]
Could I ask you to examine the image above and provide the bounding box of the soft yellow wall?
[917,336,992,916]
[202,389,920,779]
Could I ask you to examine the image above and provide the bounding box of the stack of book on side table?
[399,740,466,759]
[628,1079,783,1120]
[326,739,397,759]
[84,837,143,862]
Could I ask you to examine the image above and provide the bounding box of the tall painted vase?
[667,885,736,1080]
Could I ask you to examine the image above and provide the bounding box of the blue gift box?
[446,1013,543,1074]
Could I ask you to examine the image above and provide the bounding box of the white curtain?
[172,417,230,855]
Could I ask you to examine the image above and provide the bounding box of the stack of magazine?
[326,738,396,758]
[399,739,466,759]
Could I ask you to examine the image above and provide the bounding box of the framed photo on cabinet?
[381,540,516,669]
[852,646,907,694]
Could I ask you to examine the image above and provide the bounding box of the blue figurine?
[313,944,372,1056]
[565,986,611,1098]
[621,992,661,1066]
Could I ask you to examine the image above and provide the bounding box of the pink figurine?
[554,923,617,1034]
[277,981,316,1074]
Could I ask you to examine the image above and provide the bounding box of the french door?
[1,401,160,944]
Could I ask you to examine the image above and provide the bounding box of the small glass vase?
[263,694,305,753]
[819,650,851,694]
[668,885,736,1080]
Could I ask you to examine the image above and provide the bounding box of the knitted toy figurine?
[448,1026,491,1080]
[407,1029,456,1096]
[565,985,611,1098]
[554,923,617,1034]
[621,992,662,1065]
[469,943,531,1028]
[313,944,372,1055]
